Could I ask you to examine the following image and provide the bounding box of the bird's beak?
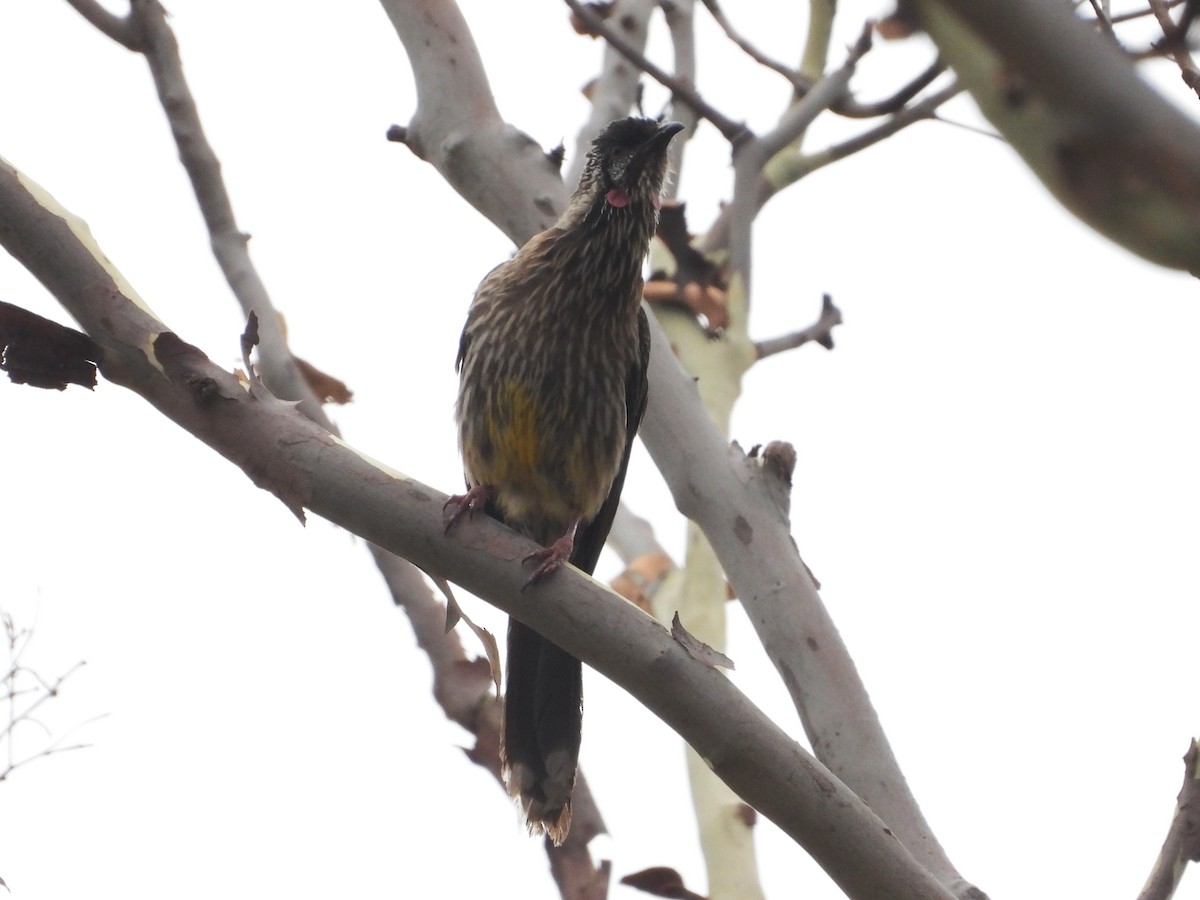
[632,121,685,171]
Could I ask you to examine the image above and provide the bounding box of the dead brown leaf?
[295,356,353,405]
[0,301,99,390]
[671,613,734,670]
[620,866,706,899]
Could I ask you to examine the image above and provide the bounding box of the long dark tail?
[501,618,582,844]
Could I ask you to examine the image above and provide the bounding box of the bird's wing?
[456,261,509,373]
[569,304,652,575]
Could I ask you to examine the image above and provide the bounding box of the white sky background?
[2,1,1200,898]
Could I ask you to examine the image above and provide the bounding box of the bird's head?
[577,117,684,215]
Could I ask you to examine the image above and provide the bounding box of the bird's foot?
[522,516,583,585]
[444,484,493,534]
[522,537,574,585]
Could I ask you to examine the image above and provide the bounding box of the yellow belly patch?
[487,380,543,484]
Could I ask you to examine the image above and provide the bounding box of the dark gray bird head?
[566,117,684,228]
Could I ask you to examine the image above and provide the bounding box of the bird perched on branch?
[447,117,684,844]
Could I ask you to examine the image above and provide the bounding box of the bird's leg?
[443,484,494,534]
[523,514,584,584]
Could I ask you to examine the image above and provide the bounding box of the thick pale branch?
[1138,739,1200,900]
[916,0,1200,272]
[661,0,698,202]
[0,156,955,900]
[641,311,981,899]
[379,0,567,246]
[68,0,324,420]
[61,5,608,888]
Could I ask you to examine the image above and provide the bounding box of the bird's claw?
[522,535,575,586]
[444,485,493,534]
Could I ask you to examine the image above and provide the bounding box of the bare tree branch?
[62,0,140,49]
[915,0,1200,272]
[1149,0,1200,99]
[68,0,324,421]
[0,612,94,782]
[379,0,568,247]
[661,0,699,201]
[563,0,750,144]
[568,0,657,188]
[838,60,946,118]
[1137,739,1200,900]
[0,157,959,900]
[699,0,805,88]
[70,3,609,892]
[766,80,964,186]
[742,22,873,173]
[754,293,842,360]
[640,309,982,900]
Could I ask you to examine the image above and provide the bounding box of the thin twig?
[1149,0,1200,98]
[774,80,964,184]
[754,294,842,360]
[699,0,806,89]
[564,0,751,144]
[0,614,94,783]
[1110,0,1184,23]
[838,60,946,118]
[62,0,141,49]
[0,741,93,782]
[1087,0,1117,36]
[700,0,939,120]
[747,21,875,171]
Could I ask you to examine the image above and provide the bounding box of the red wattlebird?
[447,117,683,843]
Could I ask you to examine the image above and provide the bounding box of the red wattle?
[606,188,630,207]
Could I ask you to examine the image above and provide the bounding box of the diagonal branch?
[765,80,964,187]
[0,155,958,900]
[1137,739,1200,900]
[62,0,141,48]
[699,0,805,88]
[563,0,751,145]
[915,0,1200,272]
[69,1,608,893]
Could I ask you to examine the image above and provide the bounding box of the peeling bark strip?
[0,301,99,390]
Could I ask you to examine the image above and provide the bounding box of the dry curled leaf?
[240,310,260,376]
[877,4,919,39]
[611,552,674,612]
[0,301,98,390]
[432,571,501,697]
[295,356,353,405]
[671,613,734,670]
[620,866,705,899]
[650,204,728,333]
[569,0,615,35]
